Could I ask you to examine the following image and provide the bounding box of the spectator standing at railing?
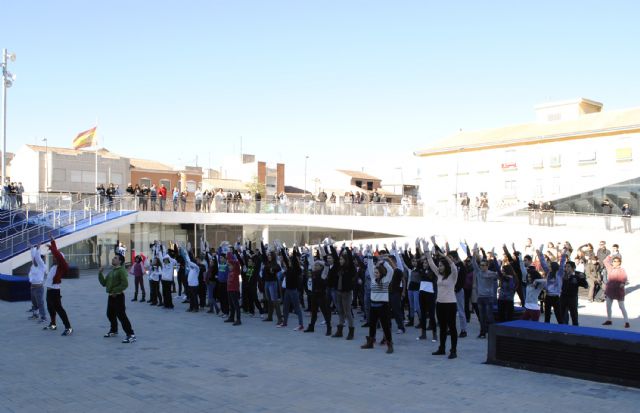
[106,183,115,211]
[253,191,261,213]
[180,191,187,212]
[621,203,632,233]
[16,182,24,208]
[329,192,336,215]
[149,184,157,211]
[158,184,167,211]
[194,187,203,212]
[317,190,327,215]
[601,199,613,230]
[172,187,179,211]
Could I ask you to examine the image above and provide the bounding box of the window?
[52,168,66,181]
[504,180,517,198]
[616,147,632,161]
[82,171,95,184]
[531,158,544,169]
[547,113,561,122]
[355,180,363,188]
[139,178,151,188]
[577,151,597,165]
[534,179,543,198]
[70,170,82,183]
[366,181,373,191]
[186,180,197,192]
[549,155,561,168]
[159,179,171,189]
[111,173,123,185]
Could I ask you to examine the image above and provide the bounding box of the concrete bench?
[487,320,640,388]
[0,274,31,302]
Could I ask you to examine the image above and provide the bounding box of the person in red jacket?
[158,184,167,211]
[43,236,73,336]
[224,245,242,326]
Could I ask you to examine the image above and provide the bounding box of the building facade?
[415,99,640,216]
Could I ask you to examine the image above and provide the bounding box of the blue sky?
[3,1,640,187]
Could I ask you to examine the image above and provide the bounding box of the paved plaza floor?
[1,272,639,413]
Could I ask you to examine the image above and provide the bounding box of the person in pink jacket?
[601,255,630,328]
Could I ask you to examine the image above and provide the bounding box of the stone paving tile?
[1,272,639,413]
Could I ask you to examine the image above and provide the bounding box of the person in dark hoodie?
[560,256,588,325]
[330,242,357,340]
[278,244,304,331]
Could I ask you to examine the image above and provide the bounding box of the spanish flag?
[73,126,97,149]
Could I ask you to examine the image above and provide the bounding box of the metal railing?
[115,195,425,217]
[0,195,135,262]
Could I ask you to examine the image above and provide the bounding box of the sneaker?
[276,323,287,328]
[103,332,118,338]
[232,321,242,326]
[122,335,136,344]
[602,320,612,326]
[395,329,405,334]
[61,328,73,336]
[38,318,47,324]
[293,325,304,331]
[28,314,39,320]
[624,322,631,328]
[43,324,57,331]
[223,318,234,323]
[459,331,467,338]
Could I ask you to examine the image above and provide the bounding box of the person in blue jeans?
[278,246,304,330]
[471,246,498,338]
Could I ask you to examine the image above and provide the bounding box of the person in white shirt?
[28,244,47,322]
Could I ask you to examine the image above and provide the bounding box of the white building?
[10,145,130,194]
[414,99,640,216]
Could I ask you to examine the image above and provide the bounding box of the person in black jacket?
[278,245,304,330]
[330,243,357,340]
[560,258,588,325]
[304,248,332,335]
[261,241,283,324]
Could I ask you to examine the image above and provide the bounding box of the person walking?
[99,253,136,343]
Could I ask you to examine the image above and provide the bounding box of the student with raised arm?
[471,244,498,338]
[418,239,438,342]
[43,237,73,336]
[160,251,176,309]
[521,263,546,322]
[260,240,283,324]
[537,245,565,324]
[560,256,588,325]
[601,254,630,328]
[99,253,136,343]
[330,242,357,340]
[426,240,459,359]
[278,244,304,331]
[28,244,47,323]
[305,247,332,335]
[360,246,395,354]
[180,247,201,313]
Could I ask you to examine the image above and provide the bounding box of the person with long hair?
[601,255,630,328]
[424,238,459,359]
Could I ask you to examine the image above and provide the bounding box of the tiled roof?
[415,105,640,157]
[129,157,175,171]
[337,169,381,181]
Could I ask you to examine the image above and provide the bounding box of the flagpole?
[95,118,99,209]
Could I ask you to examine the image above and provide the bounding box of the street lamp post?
[304,155,309,208]
[1,49,16,191]
[43,137,49,196]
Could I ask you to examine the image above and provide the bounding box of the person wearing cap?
[99,253,136,343]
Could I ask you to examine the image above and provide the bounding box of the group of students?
[26,233,630,355]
